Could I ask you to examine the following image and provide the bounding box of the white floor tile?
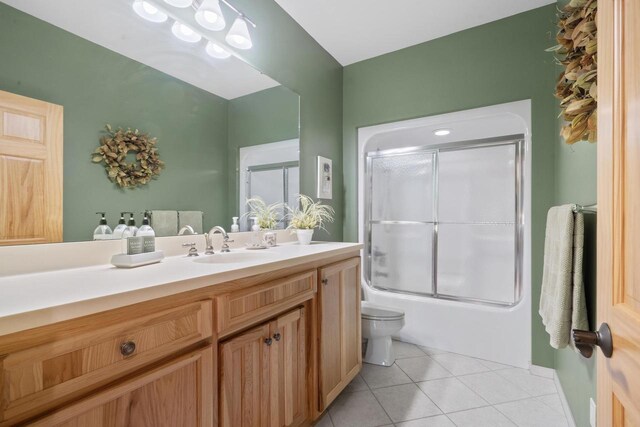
[418,346,450,356]
[343,374,369,393]
[457,371,529,404]
[417,377,488,413]
[361,362,413,389]
[393,340,427,358]
[495,397,569,427]
[314,413,334,427]
[396,356,453,382]
[494,368,558,396]
[447,406,516,427]
[429,353,491,376]
[535,393,565,415]
[329,390,392,427]
[395,415,456,427]
[372,383,442,422]
[475,358,513,371]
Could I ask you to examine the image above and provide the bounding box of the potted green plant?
[286,194,334,245]
[244,197,281,230]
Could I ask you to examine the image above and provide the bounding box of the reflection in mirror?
[0,0,300,245]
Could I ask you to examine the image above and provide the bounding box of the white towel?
[539,205,589,350]
[178,211,204,234]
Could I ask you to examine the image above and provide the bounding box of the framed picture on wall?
[316,156,332,199]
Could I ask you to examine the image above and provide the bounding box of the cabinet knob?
[120,341,136,357]
[264,337,273,346]
[273,332,281,341]
[321,278,328,285]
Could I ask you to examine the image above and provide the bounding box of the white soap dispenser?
[112,212,127,238]
[93,212,113,240]
[231,216,239,233]
[137,211,155,237]
[122,212,138,238]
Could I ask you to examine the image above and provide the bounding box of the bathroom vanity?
[0,242,362,426]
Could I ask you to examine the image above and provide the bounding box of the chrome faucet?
[182,242,199,257]
[205,226,234,254]
[178,225,196,235]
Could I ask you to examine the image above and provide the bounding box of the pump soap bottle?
[93,212,113,240]
[122,212,138,238]
[112,212,127,239]
[231,217,239,233]
[137,211,156,252]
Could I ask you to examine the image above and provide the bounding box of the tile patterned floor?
[315,340,569,427]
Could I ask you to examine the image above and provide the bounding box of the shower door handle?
[572,323,613,359]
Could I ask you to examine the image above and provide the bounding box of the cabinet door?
[219,323,271,427]
[318,257,362,410]
[28,346,214,427]
[270,308,307,427]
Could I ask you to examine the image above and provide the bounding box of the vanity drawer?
[0,300,213,425]
[215,270,316,337]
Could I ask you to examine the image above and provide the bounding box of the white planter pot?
[295,229,314,245]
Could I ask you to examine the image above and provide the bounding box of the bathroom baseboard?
[530,364,577,427]
[529,364,554,379]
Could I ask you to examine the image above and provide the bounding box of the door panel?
[28,347,213,427]
[219,324,271,427]
[0,90,63,245]
[318,257,362,410]
[597,0,640,424]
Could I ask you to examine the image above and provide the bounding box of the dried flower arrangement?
[548,0,597,144]
[92,125,164,188]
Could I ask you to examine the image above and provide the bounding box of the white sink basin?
[192,251,275,265]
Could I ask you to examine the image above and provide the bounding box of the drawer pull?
[321,278,328,285]
[120,341,137,357]
[264,337,273,346]
[273,332,281,341]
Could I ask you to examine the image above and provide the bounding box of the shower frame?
[363,134,525,307]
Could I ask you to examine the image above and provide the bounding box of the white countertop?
[0,242,362,336]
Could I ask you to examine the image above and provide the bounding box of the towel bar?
[572,204,597,214]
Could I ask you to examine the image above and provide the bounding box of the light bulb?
[206,41,231,59]
[225,16,252,49]
[132,0,168,23]
[195,0,226,31]
[433,129,451,136]
[164,0,192,7]
[171,21,202,43]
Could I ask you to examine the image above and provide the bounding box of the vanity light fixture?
[132,0,168,23]
[433,129,451,136]
[206,41,231,58]
[171,21,202,43]
[195,0,226,31]
[164,0,193,8]
[225,15,252,49]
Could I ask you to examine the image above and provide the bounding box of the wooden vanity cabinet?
[27,346,214,427]
[219,307,307,427]
[317,257,362,410]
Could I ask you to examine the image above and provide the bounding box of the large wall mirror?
[0,0,300,244]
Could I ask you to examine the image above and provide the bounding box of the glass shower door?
[368,151,435,295]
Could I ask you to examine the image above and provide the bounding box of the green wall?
[227,86,300,220]
[0,2,229,241]
[343,5,559,368]
[217,0,344,240]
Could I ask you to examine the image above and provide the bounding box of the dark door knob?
[273,332,281,341]
[264,337,273,346]
[120,341,136,357]
[572,323,613,358]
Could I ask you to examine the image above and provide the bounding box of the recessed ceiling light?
[433,129,451,136]
[132,0,168,23]
[164,0,192,8]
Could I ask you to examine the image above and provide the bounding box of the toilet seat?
[361,301,404,321]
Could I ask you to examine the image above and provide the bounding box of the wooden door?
[0,90,63,245]
[269,308,307,427]
[27,346,214,426]
[219,323,271,427]
[318,257,362,410]
[597,1,640,425]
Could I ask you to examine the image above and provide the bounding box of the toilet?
[361,301,405,366]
